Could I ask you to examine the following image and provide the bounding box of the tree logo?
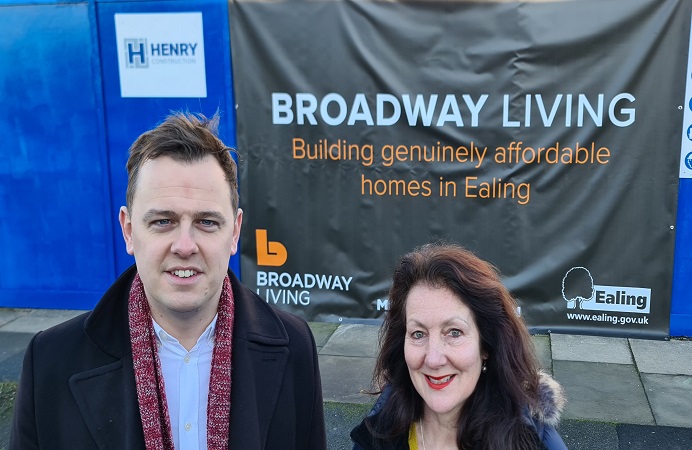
[561,267,595,309]
[561,267,651,314]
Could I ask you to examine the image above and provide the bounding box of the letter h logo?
[124,38,148,68]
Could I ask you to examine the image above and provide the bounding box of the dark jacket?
[350,372,567,450]
[10,265,327,450]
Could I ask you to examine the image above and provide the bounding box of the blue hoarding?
[0,0,237,309]
[0,0,689,337]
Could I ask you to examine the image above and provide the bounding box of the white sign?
[115,12,207,98]
[562,267,651,315]
[680,14,692,177]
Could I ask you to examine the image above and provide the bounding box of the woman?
[351,243,567,450]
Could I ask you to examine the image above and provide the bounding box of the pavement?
[1,309,691,449]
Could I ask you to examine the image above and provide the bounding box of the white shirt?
[153,316,217,450]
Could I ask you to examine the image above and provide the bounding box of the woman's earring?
[482,360,487,373]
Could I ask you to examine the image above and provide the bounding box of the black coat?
[11,265,327,450]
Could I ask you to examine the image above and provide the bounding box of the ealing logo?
[124,38,200,69]
[561,267,651,314]
[255,229,353,306]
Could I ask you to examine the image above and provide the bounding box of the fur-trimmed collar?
[529,371,567,427]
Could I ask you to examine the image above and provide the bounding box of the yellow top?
[408,422,418,450]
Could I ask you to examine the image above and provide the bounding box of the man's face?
[119,155,242,320]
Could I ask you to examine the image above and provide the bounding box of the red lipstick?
[425,374,455,390]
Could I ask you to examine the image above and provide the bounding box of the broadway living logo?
[254,229,353,307]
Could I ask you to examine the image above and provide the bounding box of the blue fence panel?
[672,178,692,336]
[0,1,115,309]
[0,0,237,310]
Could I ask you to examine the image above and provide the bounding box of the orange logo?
[256,229,288,267]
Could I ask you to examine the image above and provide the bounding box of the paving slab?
[629,338,692,376]
[0,333,33,365]
[616,424,692,450]
[320,324,379,358]
[553,360,654,425]
[324,401,372,450]
[309,322,340,349]
[558,419,619,450]
[531,334,552,372]
[0,310,30,329]
[0,352,24,382]
[0,309,86,334]
[640,373,692,428]
[319,355,375,404]
[551,334,632,364]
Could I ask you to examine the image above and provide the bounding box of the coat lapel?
[69,358,145,450]
[227,270,290,449]
[71,266,144,449]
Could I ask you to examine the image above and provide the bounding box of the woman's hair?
[368,243,541,450]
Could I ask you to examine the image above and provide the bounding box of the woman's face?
[404,283,486,422]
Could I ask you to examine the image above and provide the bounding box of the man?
[10,112,327,449]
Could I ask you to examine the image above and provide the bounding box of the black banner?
[230,0,689,338]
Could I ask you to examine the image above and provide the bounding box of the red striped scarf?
[128,274,234,449]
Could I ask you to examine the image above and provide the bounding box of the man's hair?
[368,243,542,450]
[125,111,239,213]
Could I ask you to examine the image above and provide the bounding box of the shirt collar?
[152,314,218,349]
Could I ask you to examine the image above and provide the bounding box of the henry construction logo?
[115,12,206,98]
[254,229,353,307]
[124,39,200,68]
[561,267,651,314]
